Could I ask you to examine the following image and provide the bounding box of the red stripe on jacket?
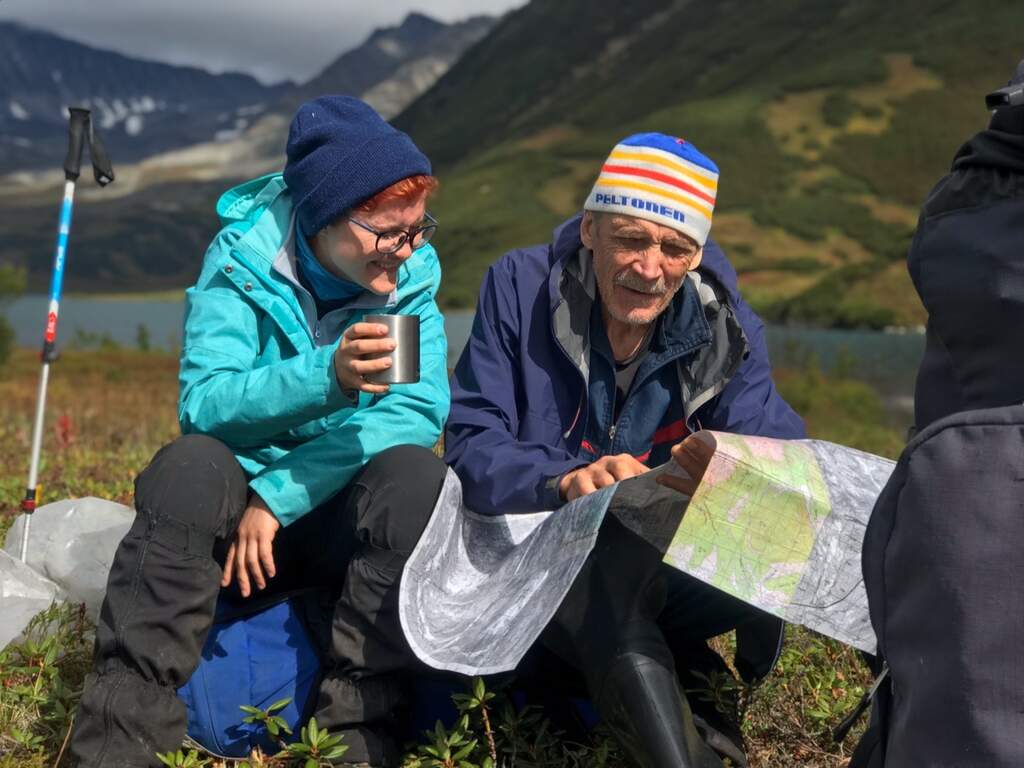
[633,419,690,464]
[652,418,689,446]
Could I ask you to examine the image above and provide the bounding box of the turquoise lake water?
[8,294,924,405]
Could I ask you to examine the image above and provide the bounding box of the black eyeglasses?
[346,212,438,255]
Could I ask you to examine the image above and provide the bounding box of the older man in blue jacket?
[445,133,805,768]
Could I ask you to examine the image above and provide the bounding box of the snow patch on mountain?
[125,115,144,136]
[215,117,250,142]
[237,104,266,117]
[75,96,163,133]
[376,37,406,57]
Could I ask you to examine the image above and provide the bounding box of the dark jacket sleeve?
[444,256,588,515]
[704,266,806,440]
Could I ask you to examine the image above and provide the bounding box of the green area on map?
[664,434,830,607]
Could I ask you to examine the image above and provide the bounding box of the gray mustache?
[615,272,667,295]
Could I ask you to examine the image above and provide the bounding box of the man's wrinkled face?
[581,211,703,326]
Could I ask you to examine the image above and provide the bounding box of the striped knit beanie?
[584,132,719,246]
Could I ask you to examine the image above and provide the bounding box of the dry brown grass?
[0,348,180,520]
[764,53,943,160]
[0,348,887,767]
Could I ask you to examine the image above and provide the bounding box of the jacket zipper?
[551,312,589,443]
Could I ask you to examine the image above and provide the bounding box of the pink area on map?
[717,432,788,462]
[701,452,737,486]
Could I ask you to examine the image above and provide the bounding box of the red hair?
[355,174,439,212]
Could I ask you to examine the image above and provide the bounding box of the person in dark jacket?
[851,59,1024,768]
[444,133,805,768]
[910,59,1024,433]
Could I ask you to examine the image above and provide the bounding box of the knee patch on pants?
[351,445,447,555]
[135,434,248,541]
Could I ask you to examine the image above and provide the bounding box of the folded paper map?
[400,432,895,675]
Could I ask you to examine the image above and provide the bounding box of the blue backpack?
[176,597,603,758]
[176,595,465,758]
[177,597,321,758]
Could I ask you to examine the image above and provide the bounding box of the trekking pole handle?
[63,108,90,181]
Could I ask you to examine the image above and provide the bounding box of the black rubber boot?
[597,653,725,768]
[315,674,404,766]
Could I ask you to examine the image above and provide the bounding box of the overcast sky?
[0,0,524,84]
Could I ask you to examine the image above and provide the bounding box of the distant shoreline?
[62,290,186,302]
[22,292,925,334]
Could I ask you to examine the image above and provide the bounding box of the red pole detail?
[45,311,58,343]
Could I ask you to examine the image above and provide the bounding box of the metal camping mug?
[364,314,420,384]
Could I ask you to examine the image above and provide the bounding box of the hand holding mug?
[333,322,394,395]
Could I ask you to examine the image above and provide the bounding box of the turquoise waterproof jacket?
[177,173,450,526]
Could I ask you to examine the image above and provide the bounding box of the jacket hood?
[202,173,439,307]
[953,128,1024,174]
[911,127,1024,429]
[955,61,1024,171]
[984,59,1024,136]
[216,173,287,226]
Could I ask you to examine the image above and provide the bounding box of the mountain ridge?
[0,21,286,171]
[0,11,498,297]
[0,11,496,174]
[289,12,495,118]
[4,0,1021,330]
[390,0,1023,324]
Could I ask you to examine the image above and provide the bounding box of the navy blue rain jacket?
[445,214,805,516]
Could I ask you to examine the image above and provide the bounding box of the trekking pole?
[20,107,114,562]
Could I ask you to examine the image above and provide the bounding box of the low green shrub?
[822,92,858,128]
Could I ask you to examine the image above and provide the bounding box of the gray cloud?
[0,0,522,84]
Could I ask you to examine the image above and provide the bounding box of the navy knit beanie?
[283,96,432,235]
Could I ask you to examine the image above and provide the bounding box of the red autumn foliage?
[55,412,75,449]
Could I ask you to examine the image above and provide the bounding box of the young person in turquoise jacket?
[70,96,450,768]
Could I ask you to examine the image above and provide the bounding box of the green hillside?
[396,0,1023,326]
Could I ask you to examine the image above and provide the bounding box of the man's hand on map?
[657,434,714,497]
[559,453,649,501]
